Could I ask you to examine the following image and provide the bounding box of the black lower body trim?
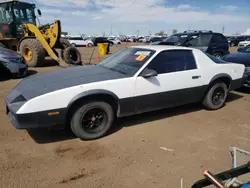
[118,85,207,117]
[231,77,248,90]
[7,107,67,129]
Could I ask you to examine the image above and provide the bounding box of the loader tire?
[63,46,81,65]
[60,38,70,49]
[19,39,46,67]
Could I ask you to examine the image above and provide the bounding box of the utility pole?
[222,26,225,34]
[110,24,112,36]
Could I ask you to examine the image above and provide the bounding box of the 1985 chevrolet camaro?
[5,46,248,140]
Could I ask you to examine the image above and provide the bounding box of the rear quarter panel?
[193,49,245,85]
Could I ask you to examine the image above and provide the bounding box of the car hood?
[222,52,250,67]
[6,65,127,102]
[0,47,21,59]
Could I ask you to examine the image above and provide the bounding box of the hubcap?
[23,47,32,61]
[212,87,225,105]
[80,108,107,133]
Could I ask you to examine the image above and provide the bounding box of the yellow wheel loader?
[0,0,81,67]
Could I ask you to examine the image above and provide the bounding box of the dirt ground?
[1,43,250,188]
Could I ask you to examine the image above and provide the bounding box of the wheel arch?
[66,89,120,123]
[208,73,232,90]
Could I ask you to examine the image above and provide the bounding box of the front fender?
[67,89,120,114]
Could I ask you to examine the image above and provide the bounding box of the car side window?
[147,50,197,74]
[211,34,227,43]
[187,34,212,46]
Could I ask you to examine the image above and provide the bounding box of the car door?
[134,50,204,114]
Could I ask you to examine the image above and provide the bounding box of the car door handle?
[192,76,201,79]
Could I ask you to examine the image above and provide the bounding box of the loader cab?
[0,1,37,39]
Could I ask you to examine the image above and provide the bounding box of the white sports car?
[5,46,248,140]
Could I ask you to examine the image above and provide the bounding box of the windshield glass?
[165,34,189,43]
[99,48,156,76]
[13,3,36,25]
[0,4,13,23]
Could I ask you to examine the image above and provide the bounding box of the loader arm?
[22,22,60,62]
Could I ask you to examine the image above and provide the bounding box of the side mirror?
[37,9,42,16]
[140,68,158,78]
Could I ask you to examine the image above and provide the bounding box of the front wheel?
[202,82,228,110]
[70,101,115,140]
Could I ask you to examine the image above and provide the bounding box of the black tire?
[202,82,228,110]
[213,52,222,58]
[63,46,81,65]
[70,101,114,140]
[87,43,93,47]
[19,39,46,67]
[60,38,70,49]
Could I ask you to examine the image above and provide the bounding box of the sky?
[22,0,250,36]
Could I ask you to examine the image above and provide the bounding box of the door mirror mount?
[140,69,158,78]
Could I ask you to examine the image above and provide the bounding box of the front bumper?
[7,63,28,78]
[6,102,66,130]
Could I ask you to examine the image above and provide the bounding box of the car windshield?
[99,48,156,76]
[165,34,189,43]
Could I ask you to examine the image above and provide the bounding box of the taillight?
[2,26,9,31]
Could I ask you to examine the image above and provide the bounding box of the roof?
[129,45,194,52]
[0,0,34,5]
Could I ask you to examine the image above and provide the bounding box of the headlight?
[11,94,26,104]
[0,59,9,66]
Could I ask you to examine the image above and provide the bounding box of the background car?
[153,30,229,58]
[108,38,121,44]
[92,37,113,46]
[0,47,28,78]
[67,36,94,47]
[227,36,250,47]
[238,39,250,49]
[222,44,250,87]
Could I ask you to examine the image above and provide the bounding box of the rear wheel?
[19,39,45,67]
[213,52,222,58]
[202,82,228,110]
[70,101,114,140]
[63,46,81,65]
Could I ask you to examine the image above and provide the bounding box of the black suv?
[155,30,229,58]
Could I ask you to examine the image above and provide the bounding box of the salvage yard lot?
[1,43,250,188]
